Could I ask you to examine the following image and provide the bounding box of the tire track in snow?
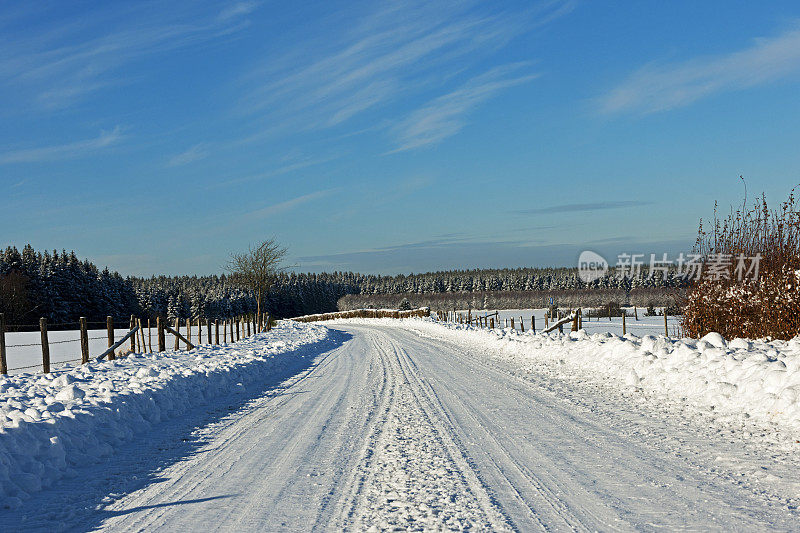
[342,329,511,531]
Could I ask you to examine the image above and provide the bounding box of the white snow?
[4,316,800,530]
[405,318,800,438]
[0,321,329,508]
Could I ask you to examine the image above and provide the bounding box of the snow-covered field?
[3,317,800,530]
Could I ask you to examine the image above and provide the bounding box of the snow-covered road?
[7,321,800,531]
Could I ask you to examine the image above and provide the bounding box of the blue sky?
[2,1,800,275]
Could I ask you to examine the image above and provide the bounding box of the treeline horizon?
[0,244,685,328]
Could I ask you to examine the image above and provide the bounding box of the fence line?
[433,307,680,337]
[0,311,274,376]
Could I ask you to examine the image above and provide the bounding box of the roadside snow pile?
[409,321,800,436]
[0,321,330,508]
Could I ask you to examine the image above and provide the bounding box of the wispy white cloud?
[0,2,259,110]
[167,143,209,167]
[389,64,538,152]
[237,1,571,139]
[599,22,800,114]
[0,126,123,165]
[217,2,260,22]
[245,189,337,220]
[209,154,340,189]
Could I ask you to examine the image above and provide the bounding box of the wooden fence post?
[247,317,251,337]
[187,318,192,345]
[236,318,240,341]
[531,316,536,333]
[490,318,494,329]
[148,319,153,352]
[130,315,136,352]
[215,320,220,345]
[510,317,514,330]
[40,318,51,373]
[0,313,8,375]
[223,319,228,343]
[174,318,181,350]
[157,317,166,352]
[622,311,626,335]
[207,318,212,345]
[664,312,668,337]
[138,319,147,352]
[106,316,115,361]
[519,317,524,332]
[79,317,89,364]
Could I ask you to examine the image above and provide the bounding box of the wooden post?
[138,319,147,352]
[490,318,494,329]
[198,318,202,344]
[186,318,192,345]
[148,319,153,352]
[510,317,514,330]
[215,320,220,345]
[247,317,251,337]
[223,319,228,343]
[229,318,234,341]
[157,317,166,352]
[79,317,89,364]
[519,317,524,332]
[531,316,536,333]
[571,312,578,332]
[544,312,549,328]
[634,306,639,321]
[106,316,114,358]
[174,318,181,350]
[236,318,240,341]
[622,311,627,335]
[207,318,212,345]
[40,318,51,373]
[0,313,6,375]
[664,311,668,337]
[130,315,136,352]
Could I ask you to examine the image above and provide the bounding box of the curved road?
[72,323,800,530]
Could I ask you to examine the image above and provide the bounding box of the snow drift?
[400,320,800,436]
[0,321,331,508]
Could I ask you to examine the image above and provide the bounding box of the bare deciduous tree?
[226,239,288,327]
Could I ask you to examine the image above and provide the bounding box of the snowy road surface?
[8,321,800,531]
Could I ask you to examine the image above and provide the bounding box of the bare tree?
[226,239,288,328]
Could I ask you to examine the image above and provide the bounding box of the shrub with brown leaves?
[683,185,800,340]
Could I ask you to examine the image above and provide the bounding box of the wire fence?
[434,308,683,337]
[0,312,275,376]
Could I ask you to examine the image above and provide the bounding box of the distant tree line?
[0,245,684,327]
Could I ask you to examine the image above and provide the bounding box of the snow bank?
[0,321,331,508]
[406,320,800,436]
